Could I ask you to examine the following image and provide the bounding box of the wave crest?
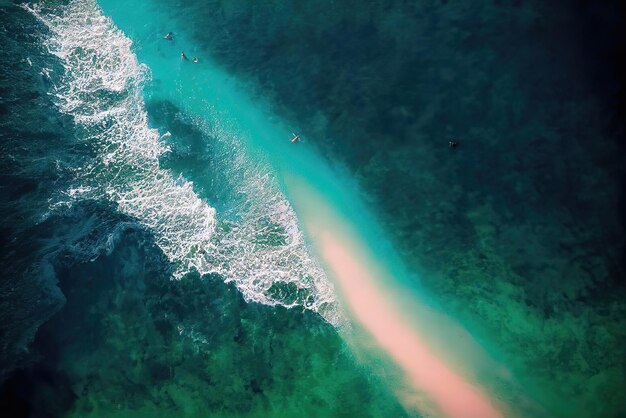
[25,0,342,325]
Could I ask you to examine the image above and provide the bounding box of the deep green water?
[1,0,625,417]
[1,1,409,417]
[131,1,626,416]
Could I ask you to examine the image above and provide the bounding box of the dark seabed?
[0,2,407,417]
[1,0,626,417]
[141,1,626,415]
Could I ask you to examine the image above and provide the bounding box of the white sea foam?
[26,0,341,325]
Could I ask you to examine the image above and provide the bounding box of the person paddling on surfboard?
[290,133,300,143]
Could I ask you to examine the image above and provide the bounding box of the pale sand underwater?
[23,0,542,413]
[284,174,515,418]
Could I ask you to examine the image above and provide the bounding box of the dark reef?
[1,0,625,417]
[1,221,407,417]
[151,0,626,415]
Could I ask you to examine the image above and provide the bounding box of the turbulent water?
[1,0,625,417]
[24,0,341,325]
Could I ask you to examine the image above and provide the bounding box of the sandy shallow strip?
[285,175,504,418]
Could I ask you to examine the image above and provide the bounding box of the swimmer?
[164,32,173,40]
[449,140,459,149]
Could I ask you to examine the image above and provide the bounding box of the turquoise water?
[1,0,625,417]
[92,0,523,411]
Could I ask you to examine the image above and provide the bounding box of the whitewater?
[23,0,541,416]
[25,0,342,326]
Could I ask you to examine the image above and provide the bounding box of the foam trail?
[26,0,341,325]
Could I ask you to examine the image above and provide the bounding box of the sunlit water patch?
[25,0,341,325]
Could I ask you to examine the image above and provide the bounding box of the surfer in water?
[164,32,173,40]
[290,133,301,143]
[192,57,199,63]
[449,140,459,149]
[181,51,187,60]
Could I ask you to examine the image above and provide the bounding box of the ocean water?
[1,0,625,417]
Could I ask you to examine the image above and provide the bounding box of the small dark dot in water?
[248,379,263,394]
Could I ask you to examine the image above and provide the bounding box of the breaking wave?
[25,0,341,325]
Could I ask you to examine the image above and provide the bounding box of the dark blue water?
[0,3,71,377]
[1,0,625,417]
